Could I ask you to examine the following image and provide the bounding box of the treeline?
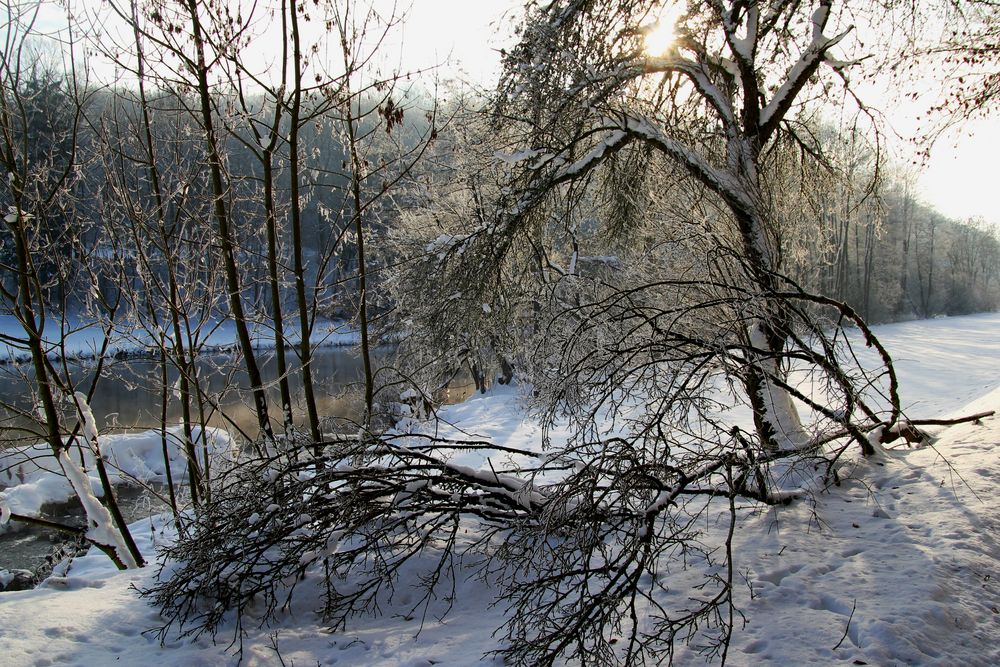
[3,69,995,336]
[775,132,1000,324]
[0,67,421,321]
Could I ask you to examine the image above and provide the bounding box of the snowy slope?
[1,314,999,666]
[728,387,1000,666]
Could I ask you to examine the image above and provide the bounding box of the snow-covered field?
[1,313,999,666]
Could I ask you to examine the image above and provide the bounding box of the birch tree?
[464,0,910,455]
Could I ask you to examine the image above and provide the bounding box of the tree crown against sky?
[17,0,999,230]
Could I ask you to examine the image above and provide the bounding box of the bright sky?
[31,0,1000,227]
[395,0,999,227]
[916,119,999,225]
[387,0,517,82]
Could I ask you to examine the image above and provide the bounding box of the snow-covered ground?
[1,313,999,666]
[0,427,234,519]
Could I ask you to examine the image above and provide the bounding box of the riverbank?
[1,314,1000,664]
[0,427,232,574]
[0,315,360,365]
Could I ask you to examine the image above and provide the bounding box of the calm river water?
[0,347,473,574]
[0,347,369,447]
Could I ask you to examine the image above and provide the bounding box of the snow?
[759,15,851,131]
[728,386,1000,666]
[561,130,626,178]
[70,392,100,450]
[493,147,544,165]
[812,3,831,42]
[728,4,759,61]
[0,314,359,363]
[56,448,138,569]
[0,426,233,519]
[2,314,1000,665]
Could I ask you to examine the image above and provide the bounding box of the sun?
[644,22,676,55]
[643,5,684,56]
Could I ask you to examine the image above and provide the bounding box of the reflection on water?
[0,347,368,446]
[0,347,480,446]
[0,347,480,573]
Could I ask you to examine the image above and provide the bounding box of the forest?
[1,0,998,665]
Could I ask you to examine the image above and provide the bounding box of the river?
[0,346,475,575]
[0,347,369,446]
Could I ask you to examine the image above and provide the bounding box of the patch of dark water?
[0,485,171,580]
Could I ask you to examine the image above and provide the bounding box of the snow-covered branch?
[759,2,853,141]
[608,113,755,213]
[644,54,739,127]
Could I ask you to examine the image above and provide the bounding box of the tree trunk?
[288,0,322,444]
[185,0,273,442]
[263,148,295,435]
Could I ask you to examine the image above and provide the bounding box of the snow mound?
[0,427,234,520]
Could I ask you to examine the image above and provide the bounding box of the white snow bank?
[0,314,359,362]
[856,313,1000,418]
[0,426,234,521]
[0,508,512,667]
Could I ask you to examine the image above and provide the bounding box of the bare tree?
[103,0,277,443]
[134,1,991,665]
[0,0,143,567]
[945,218,1000,313]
